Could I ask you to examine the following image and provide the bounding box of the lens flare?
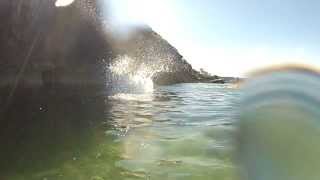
[237,65,320,180]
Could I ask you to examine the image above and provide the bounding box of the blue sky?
[109,0,320,76]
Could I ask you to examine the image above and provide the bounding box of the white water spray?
[109,55,157,96]
[55,0,74,7]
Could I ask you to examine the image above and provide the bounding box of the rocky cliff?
[109,26,224,85]
[109,26,199,85]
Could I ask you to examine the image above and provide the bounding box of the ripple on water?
[6,84,239,180]
[108,84,239,180]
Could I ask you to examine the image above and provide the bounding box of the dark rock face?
[0,0,111,92]
[0,0,113,171]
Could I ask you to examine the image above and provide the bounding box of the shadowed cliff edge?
[0,0,226,175]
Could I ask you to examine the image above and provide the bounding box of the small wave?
[109,93,154,102]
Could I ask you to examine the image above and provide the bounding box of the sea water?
[6,83,240,180]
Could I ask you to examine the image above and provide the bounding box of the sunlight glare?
[109,0,177,28]
[55,0,75,7]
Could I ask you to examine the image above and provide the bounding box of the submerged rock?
[158,159,183,166]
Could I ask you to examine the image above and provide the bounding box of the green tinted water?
[5,83,239,180]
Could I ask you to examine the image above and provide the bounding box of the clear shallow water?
[7,83,240,180]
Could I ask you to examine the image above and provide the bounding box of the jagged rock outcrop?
[110,26,223,85]
[110,27,194,85]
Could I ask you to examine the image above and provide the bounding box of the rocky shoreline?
[112,26,230,85]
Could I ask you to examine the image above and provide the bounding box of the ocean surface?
[8,83,240,180]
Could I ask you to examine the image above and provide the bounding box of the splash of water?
[108,55,157,95]
[55,0,74,7]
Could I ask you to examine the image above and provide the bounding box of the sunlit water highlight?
[108,83,240,180]
[7,83,240,180]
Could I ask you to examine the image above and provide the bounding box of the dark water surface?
[5,83,240,180]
